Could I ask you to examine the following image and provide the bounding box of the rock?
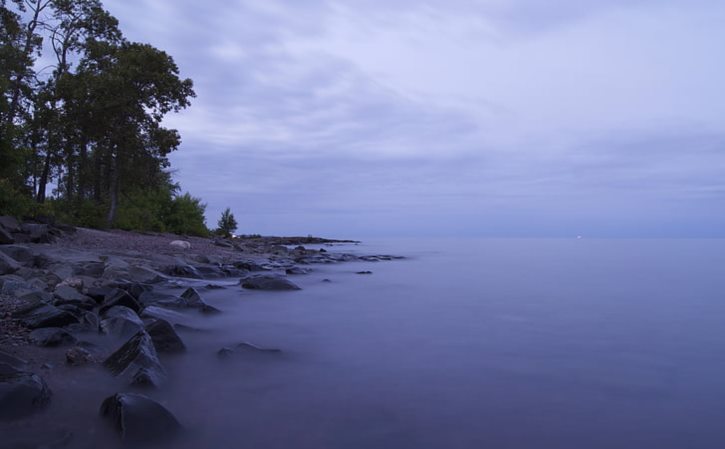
[0,429,73,449]
[22,223,53,244]
[100,306,144,338]
[85,286,113,303]
[236,341,282,353]
[0,245,33,264]
[1,277,30,296]
[164,262,200,278]
[0,251,20,275]
[99,289,142,315]
[53,285,95,309]
[169,240,191,250]
[128,265,166,284]
[0,370,51,421]
[233,260,267,272]
[217,347,234,358]
[240,274,301,291]
[57,277,84,289]
[0,226,13,245]
[213,238,233,248]
[180,287,220,313]
[81,311,100,332]
[65,346,95,366]
[0,216,20,233]
[322,279,332,283]
[17,289,53,303]
[14,303,79,329]
[73,261,105,277]
[99,393,181,443]
[0,351,27,371]
[145,319,186,353]
[29,328,77,347]
[285,266,309,275]
[103,331,166,387]
[356,271,373,275]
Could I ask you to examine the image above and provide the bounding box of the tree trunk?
[106,150,119,227]
[36,151,51,203]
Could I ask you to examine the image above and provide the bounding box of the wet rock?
[180,287,220,314]
[1,277,31,296]
[14,303,79,329]
[73,261,105,277]
[217,347,234,358]
[0,370,51,421]
[233,260,267,272]
[213,238,234,248]
[0,351,27,371]
[99,393,181,443]
[100,306,144,338]
[103,331,166,387]
[164,262,200,278]
[240,274,301,291]
[0,215,21,232]
[22,223,53,244]
[29,328,77,347]
[65,346,95,366]
[145,319,186,353]
[356,271,373,275]
[138,290,181,307]
[17,289,54,303]
[0,251,20,275]
[80,311,100,332]
[322,279,332,283]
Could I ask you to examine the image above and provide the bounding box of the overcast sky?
[104,0,725,238]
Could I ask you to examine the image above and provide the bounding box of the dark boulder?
[85,286,113,303]
[356,271,373,275]
[0,226,13,245]
[0,245,33,264]
[103,331,166,387]
[0,216,20,233]
[29,328,77,347]
[99,393,181,443]
[233,260,267,272]
[99,289,142,315]
[145,319,186,353]
[100,306,144,338]
[0,369,51,421]
[240,274,301,291]
[285,266,309,275]
[180,287,220,314]
[14,303,79,329]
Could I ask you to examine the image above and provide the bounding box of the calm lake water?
[11,239,725,448]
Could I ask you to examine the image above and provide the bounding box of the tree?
[217,208,237,238]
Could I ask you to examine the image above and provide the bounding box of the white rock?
[169,240,191,250]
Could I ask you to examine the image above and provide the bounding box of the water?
[10,239,725,448]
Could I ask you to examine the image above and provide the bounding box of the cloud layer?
[104,0,725,237]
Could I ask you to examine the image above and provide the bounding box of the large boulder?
[0,367,52,421]
[0,216,20,233]
[169,240,191,250]
[13,303,79,329]
[100,306,144,338]
[0,226,13,245]
[145,319,185,353]
[128,266,165,284]
[180,287,220,313]
[0,252,20,276]
[240,274,301,291]
[28,328,77,347]
[103,331,166,388]
[99,393,181,443]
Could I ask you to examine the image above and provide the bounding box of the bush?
[216,207,237,238]
[166,193,208,237]
[0,178,39,218]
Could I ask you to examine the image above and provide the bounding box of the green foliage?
[166,193,208,237]
[216,207,238,238]
[0,178,35,217]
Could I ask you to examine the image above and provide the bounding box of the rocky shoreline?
[0,217,401,447]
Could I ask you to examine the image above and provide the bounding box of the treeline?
[0,0,208,236]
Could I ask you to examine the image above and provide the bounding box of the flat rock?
[0,245,33,264]
[145,319,186,353]
[100,393,181,443]
[128,266,166,284]
[240,274,301,291]
[103,331,166,387]
[29,328,77,347]
[0,370,51,421]
[53,285,95,309]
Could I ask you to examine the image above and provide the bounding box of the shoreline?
[0,222,400,446]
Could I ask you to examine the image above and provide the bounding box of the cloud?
[101,0,725,237]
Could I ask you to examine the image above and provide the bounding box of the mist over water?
[14,239,725,448]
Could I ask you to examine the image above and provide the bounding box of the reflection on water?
[7,239,725,449]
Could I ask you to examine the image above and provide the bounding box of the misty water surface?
[18,239,725,448]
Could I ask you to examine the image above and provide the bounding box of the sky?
[103,0,725,238]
